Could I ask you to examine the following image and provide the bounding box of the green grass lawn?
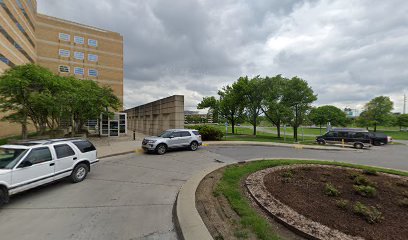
[214,159,408,240]
[210,125,316,143]
[214,125,408,142]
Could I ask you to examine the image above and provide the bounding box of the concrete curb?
[175,162,227,240]
[175,158,408,240]
[203,141,358,151]
[99,151,135,159]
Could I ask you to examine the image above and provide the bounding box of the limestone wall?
[125,95,184,136]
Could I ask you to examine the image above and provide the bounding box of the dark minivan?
[316,128,372,149]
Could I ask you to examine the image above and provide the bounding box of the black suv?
[316,129,372,149]
[369,132,390,146]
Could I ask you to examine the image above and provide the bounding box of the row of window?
[59,65,98,77]
[0,24,34,62]
[0,53,16,67]
[58,49,98,61]
[16,0,35,30]
[23,141,96,165]
[59,33,98,47]
[0,0,35,48]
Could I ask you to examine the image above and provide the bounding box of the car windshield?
[0,148,27,169]
[158,131,173,138]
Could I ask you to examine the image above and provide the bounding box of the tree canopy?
[0,64,120,138]
[309,105,348,133]
[357,96,394,131]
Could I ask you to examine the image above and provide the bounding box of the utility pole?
[404,94,407,114]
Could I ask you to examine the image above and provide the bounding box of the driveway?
[0,144,407,240]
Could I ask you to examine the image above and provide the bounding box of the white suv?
[0,139,98,206]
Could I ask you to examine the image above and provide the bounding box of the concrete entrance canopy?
[125,95,184,136]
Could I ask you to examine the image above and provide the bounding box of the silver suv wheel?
[190,141,198,151]
[156,144,167,155]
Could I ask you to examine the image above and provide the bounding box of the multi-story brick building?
[0,0,123,137]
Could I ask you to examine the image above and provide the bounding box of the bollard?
[342,138,344,147]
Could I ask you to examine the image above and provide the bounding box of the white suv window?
[23,147,52,165]
[54,144,75,158]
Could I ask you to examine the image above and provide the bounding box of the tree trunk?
[277,125,281,138]
[320,124,322,135]
[253,115,257,135]
[21,122,28,139]
[374,123,377,132]
[294,126,298,142]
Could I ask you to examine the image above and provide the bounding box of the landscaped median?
[175,159,408,240]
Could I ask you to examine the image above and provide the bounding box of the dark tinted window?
[337,131,348,138]
[350,132,367,139]
[373,132,386,138]
[180,131,191,137]
[54,144,75,158]
[24,147,52,165]
[171,132,182,137]
[192,131,200,136]
[325,131,337,137]
[73,140,96,153]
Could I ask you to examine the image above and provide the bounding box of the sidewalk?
[90,133,145,158]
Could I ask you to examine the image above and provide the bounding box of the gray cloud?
[38,0,408,112]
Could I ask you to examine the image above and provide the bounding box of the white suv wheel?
[71,164,89,183]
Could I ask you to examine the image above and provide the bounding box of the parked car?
[369,132,392,146]
[0,139,98,206]
[142,129,202,155]
[316,128,372,149]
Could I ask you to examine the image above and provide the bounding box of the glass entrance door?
[109,120,119,137]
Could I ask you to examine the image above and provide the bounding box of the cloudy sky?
[37,0,408,113]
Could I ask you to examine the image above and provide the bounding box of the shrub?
[187,125,224,141]
[280,170,294,178]
[353,185,377,198]
[353,175,376,187]
[398,198,408,208]
[325,183,341,197]
[362,169,378,176]
[396,180,408,188]
[349,172,360,180]
[353,202,383,224]
[336,199,349,210]
[280,170,294,183]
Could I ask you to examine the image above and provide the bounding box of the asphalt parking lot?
[0,143,407,240]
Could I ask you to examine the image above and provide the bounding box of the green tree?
[360,96,394,132]
[397,114,408,131]
[218,85,244,134]
[0,64,120,138]
[260,75,290,138]
[197,96,219,123]
[234,76,263,135]
[0,64,56,138]
[309,105,348,134]
[281,77,317,142]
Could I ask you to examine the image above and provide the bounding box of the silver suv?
[142,129,202,155]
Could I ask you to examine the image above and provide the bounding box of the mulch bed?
[263,166,408,240]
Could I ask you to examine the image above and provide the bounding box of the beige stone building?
[0,0,123,137]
